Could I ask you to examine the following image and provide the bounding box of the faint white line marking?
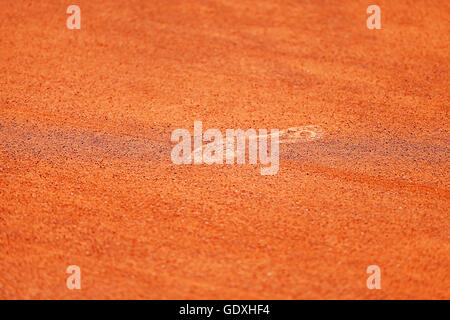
[278,125,323,143]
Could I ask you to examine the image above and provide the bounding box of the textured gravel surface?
[0,0,449,299]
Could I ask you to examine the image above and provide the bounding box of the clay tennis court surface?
[0,0,449,299]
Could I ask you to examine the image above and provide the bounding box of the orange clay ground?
[0,0,449,299]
